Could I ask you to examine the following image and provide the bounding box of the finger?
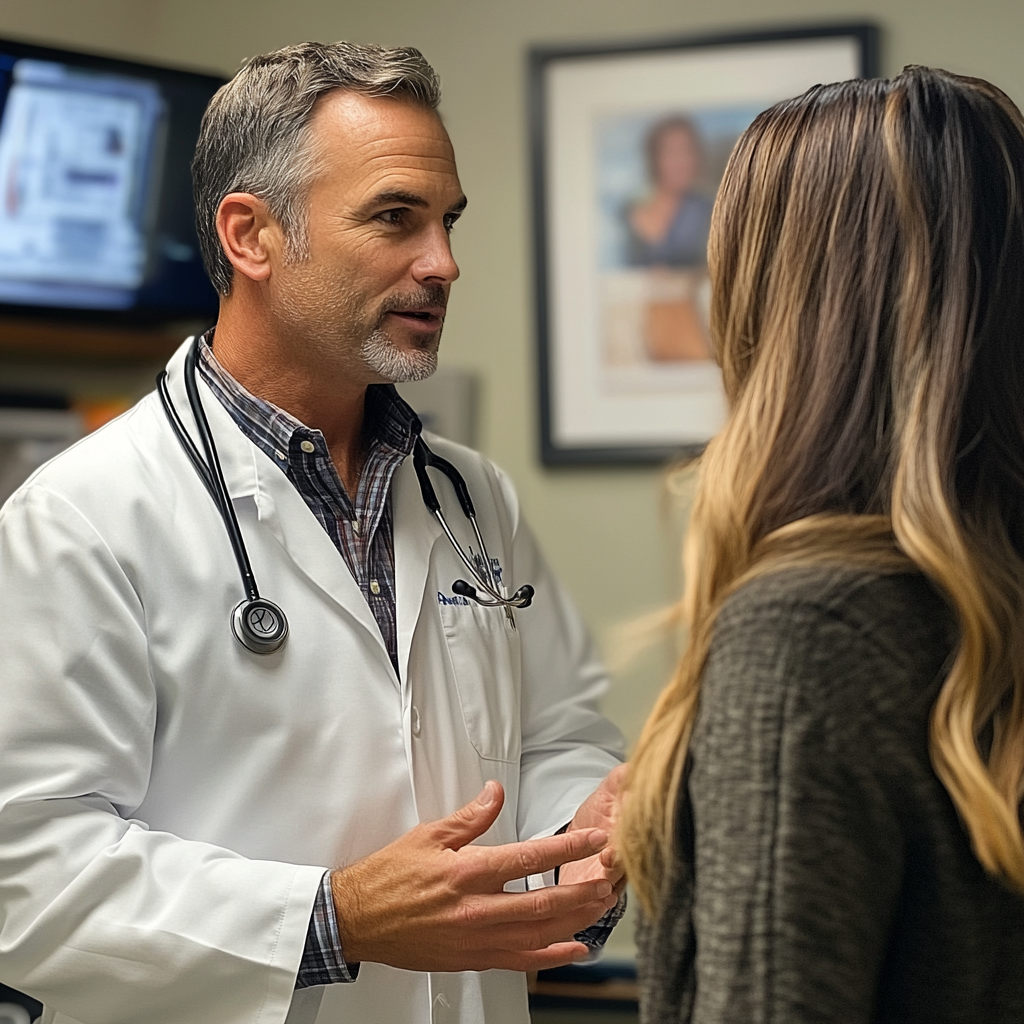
[476,941,592,973]
[490,899,616,951]
[599,845,625,879]
[602,865,626,888]
[458,879,615,927]
[474,827,609,885]
[430,781,505,851]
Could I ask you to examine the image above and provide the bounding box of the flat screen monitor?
[0,36,226,324]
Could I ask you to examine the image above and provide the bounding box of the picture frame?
[530,24,880,465]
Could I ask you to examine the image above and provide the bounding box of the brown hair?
[620,66,1024,911]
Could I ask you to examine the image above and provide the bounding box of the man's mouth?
[386,307,446,332]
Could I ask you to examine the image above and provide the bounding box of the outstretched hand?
[558,764,628,893]
[330,780,620,973]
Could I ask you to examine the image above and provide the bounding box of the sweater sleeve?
[684,577,912,1024]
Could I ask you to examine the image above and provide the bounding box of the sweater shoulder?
[702,565,956,748]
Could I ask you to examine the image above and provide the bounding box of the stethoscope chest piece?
[232,598,289,654]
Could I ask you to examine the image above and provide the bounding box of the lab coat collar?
[392,451,443,684]
[163,337,260,499]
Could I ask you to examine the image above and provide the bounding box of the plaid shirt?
[198,337,623,989]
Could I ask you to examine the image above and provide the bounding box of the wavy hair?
[620,67,1024,912]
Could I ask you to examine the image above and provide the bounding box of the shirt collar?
[197,331,422,467]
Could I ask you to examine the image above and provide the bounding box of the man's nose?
[412,226,460,285]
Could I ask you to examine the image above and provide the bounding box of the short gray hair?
[192,41,441,295]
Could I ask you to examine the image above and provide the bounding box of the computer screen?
[0,38,225,323]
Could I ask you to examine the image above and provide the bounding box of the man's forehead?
[312,90,458,187]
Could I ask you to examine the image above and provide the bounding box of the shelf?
[529,978,639,1004]
[0,317,185,363]
[528,963,639,1014]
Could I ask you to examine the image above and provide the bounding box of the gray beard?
[359,327,438,383]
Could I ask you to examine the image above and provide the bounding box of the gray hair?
[192,41,441,295]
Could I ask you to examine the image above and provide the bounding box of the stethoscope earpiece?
[232,598,289,654]
[452,580,535,609]
[414,438,533,617]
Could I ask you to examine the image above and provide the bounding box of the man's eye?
[444,214,460,233]
[378,208,406,226]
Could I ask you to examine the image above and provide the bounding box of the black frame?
[0,34,226,327]
[530,23,880,466]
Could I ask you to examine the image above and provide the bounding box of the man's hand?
[331,780,620,973]
[558,764,627,892]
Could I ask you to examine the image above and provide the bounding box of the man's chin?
[360,329,439,383]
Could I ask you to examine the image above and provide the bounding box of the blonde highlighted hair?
[620,67,1024,912]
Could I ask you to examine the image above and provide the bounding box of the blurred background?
[0,1,1022,1018]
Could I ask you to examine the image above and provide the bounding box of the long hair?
[620,67,1024,912]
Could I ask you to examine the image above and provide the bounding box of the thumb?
[430,781,505,851]
[605,763,629,796]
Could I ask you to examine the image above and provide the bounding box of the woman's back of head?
[622,67,1024,909]
[710,66,1024,545]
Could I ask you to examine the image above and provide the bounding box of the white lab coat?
[0,340,625,1024]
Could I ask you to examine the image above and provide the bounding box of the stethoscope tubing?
[412,437,533,610]
[159,339,288,654]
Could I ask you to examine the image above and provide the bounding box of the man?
[0,42,626,1024]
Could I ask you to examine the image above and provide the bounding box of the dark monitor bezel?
[0,34,226,328]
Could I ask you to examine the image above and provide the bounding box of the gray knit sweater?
[637,567,1024,1023]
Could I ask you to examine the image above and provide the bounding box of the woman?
[626,116,713,268]
[620,67,1024,1023]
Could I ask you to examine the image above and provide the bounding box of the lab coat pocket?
[439,602,522,762]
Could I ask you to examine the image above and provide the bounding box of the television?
[0,36,226,324]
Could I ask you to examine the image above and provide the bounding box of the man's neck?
[210,303,370,497]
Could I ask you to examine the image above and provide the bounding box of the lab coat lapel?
[393,451,442,686]
[249,456,392,672]
[161,339,392,675]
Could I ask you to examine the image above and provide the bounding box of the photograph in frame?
[531,25,879,464]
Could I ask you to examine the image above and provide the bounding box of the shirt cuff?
[574,889,627,952]
[295,871,360,989]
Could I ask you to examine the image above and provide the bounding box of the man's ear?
[215,192,284,285]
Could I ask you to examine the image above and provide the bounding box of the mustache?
[376,286,448,321]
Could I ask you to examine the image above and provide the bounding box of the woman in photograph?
[620,67,1024,1022]
[626,115,713,268]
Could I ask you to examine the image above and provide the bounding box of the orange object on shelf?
[0,317,183,362]
[72,397,134,434]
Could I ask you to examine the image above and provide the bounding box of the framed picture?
[530,24,879,465]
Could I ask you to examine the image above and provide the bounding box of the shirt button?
[300,440,315,454]
[352,519,361,536]
[411,705,421,736]
[369,579,381,595]
[274,450,286,461]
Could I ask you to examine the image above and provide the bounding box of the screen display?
[0,41,224,322]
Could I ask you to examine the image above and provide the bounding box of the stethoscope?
[156,337,534,655]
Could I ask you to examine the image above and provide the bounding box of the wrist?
[329,867,365,966]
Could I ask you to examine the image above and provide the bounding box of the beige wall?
[0,0,155,57]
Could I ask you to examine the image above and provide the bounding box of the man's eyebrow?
[361,190,468,214]
[367,189,429,209]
